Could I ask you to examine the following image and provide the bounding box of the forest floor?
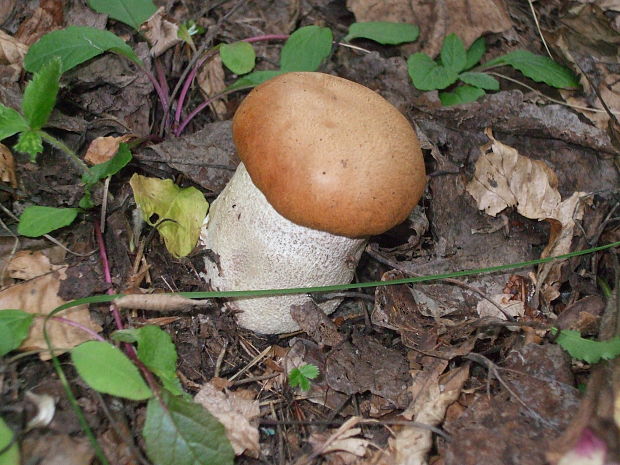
[0,0,619,464]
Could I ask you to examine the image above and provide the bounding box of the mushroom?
[200,72,425,334]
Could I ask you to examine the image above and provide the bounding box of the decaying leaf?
[140,7,181,57]
[84,135,133,165]
[476,293,525,320]
[466,129,589,303]
[130,174,209,258]
[197,54,228,118]
[194,382,260,457]
[304,417,371,464]
[0,28,28,80]
[0,250,102,360]
[395,365,469,465]
[0,143,17,188]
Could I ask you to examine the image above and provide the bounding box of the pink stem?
[51,316,106,342]
[94,221,124,331]
[173,34,290,135]
[143,67,168,108]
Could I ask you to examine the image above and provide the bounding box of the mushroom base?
[200,163,366,334]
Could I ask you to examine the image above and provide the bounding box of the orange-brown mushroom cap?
[232,72,426,238]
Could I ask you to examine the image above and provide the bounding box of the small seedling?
[288,364,320,391]
[407,33,579,105]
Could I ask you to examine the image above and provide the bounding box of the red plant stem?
[176,87,248,135]
[94,221,124,331]
[51,316,106,342]
[143,67,168,108]
[173,34,290,135]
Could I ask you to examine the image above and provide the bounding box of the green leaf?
[0,417,19,465]
[220,42,256,75]
[439,85,485,106]
[0,310,34,357]
[458,72,499,90]
[13,131,43,161]
[0,106,29,141]
[465,36,486,70]
[344,22,419,45]
[22,57,61,130]
[17,206,79,237]
[87,0,157,29]
[24,26,142,73]
[130,174,209,258]
[407,53,459,91]
[288,364,319,391]
[440,33,467,73]
[280,25,333,72]
[82,143,132,186]
[71,341,153,400]
[227,70,284,91]
[484,50,579,88]
[143,392,234,465]
[124,326,183,396]
[554,329,620,364]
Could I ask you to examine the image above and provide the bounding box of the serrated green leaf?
[87,0,157,29]
[17,206,79,237]
[22,57,61,130]
[0,310,34,357]
[13,130,43,161]
[407,53,459,91]
[129,174,209,258]
[458,72,499,90]
[440,33,467,73]
[220,42,256,75]
[465,36,486,70]
[280,25,333,72]
[555,329,620,364]
[24,26,142,73]
[298,364,319,379]
[227,70,284,91]
[143,392,234,465]
[82,143,132,186]
[439,85,485,106]
[484,50,579,88]
[134,326,183,396]
[0,417,19,465]
[0,106,29,141]
[344,22,419,45]
[72,341,153,400]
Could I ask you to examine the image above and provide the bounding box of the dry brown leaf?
[140,7,181,57]
[466,130,589,303]
[197,55,228,119]
[15,1,62,46]
[346,0,512,56]
[306,417,371,464]
[194,382,260,457]
[0,29,28,66]
[84,135,133,165]
[0,251,101,360]
[0,143,17,188]
[476,293,525,320]
[395,365,469,465]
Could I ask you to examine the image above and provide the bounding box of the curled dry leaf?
[476,293,525,320]
[306,417,371,463]
[466,129,589,304]
[84,135,132,165]
[194,382,260,457]
[15,0,63,46]
[140,7,181,57]
[395,365,470,465]
[0,143,17,188]
[197,54,228,118]
[0,250,101,360]
[0,29,28,66]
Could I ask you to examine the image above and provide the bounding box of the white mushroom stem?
[200,163,366,334]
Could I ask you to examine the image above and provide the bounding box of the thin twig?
[526,0,552,58]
